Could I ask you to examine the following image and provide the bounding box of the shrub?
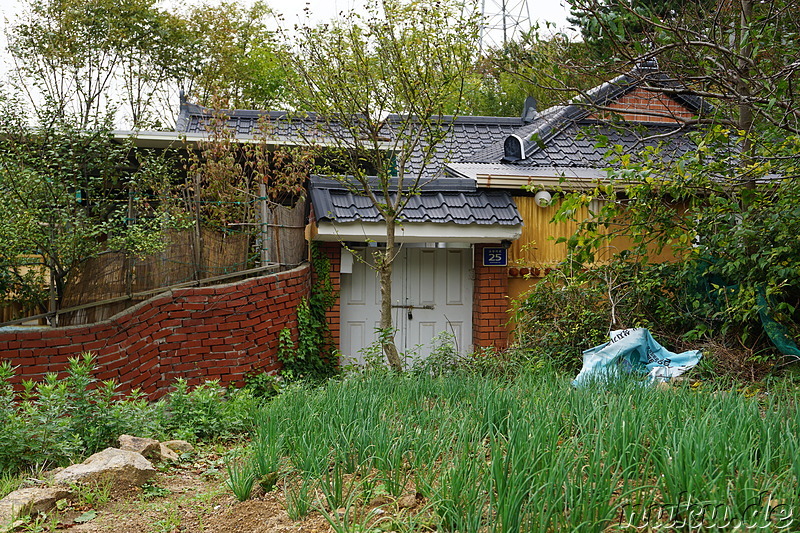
[512,272,610,372]
[0,354,163,474]
[163,378,258,442]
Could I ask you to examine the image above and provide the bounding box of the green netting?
[757,290,800,358]
[688,257,800,358]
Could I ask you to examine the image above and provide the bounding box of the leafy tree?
[564,0,800,136]
[5,0,288,129]
[567,0,715,59]
[286,0,480,371]
[462,29,608,117]
[537,0,800,366]
[0,95,175,320]
[6,0,165,128]
[170,1,289,110]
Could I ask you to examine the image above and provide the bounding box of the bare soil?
[33,447,426,533]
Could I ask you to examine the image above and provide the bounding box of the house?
[115,99,529,362]
[113,64,710,364]
[445,62,713,302]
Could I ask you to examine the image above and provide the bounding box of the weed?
[70,479,112,507]
[0,472,24,499]
[150,507,181,533]
[141,482,171,500]
[225,450,256,502]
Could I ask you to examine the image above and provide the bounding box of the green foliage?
[567,0,714,60]
[0,354,162,474]
[7,0,288,128]
[242,371,800,531]
[0,354,275,476]
[513,271,611,372]
[0,96,179,315]
[277,243,338,382]
[549,125,800,371]
[172,0,289,110]
[463,30,605,117]
[163,378,257,442]
[242,371,282,399]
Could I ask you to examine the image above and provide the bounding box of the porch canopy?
[308,176,522,244]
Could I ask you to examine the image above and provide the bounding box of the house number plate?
[482,247,507,267]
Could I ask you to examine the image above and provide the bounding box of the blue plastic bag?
[573,328,702,386]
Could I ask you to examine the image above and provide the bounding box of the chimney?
[522,96,538,123]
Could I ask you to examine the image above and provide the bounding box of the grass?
[238,370,800,531]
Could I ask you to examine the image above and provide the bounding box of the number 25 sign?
[482,247,507,267]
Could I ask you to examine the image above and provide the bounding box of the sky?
[264,0,573,30]
[0,0,575,50]
[0,0,575,122]
[264,0,575,46]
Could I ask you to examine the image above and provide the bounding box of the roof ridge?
[500,66,711,162]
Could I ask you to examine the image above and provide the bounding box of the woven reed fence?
[59,228,251,325]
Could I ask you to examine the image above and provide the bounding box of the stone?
[118,435,160,459]
[0,487,72,530]
[158,443,180,462]
[161,440,194,454]
[53,448,155,491]
[397,494,417,509]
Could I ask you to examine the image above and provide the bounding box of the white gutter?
[112,130,394,151]
[313,221,522,243]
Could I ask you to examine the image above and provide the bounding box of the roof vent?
[522,96,538,123]
[503,134,526,162]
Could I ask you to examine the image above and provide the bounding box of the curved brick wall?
[0,264,310,398]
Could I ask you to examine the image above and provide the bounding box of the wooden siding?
[509,196,594,267]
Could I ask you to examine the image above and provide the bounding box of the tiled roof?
[467,120,697,167]
[309,176,521,226]
[462,66,711,169]
[176,99,522,178]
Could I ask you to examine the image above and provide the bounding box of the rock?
[368,495,391,508]
[161,440,194,455]
[0,487,72,530]
[159,443,180,462]
[118,435,160,459]
[53,448,155,491]
[397,494,417,509]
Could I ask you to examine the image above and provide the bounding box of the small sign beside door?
[482,247,507,267]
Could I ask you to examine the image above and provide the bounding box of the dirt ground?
[21,447,332,533]
[30,446,426,533]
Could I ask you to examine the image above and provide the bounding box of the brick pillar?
[473,243,509,350]
[317,242,341,351]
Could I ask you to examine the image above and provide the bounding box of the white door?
[340,245,473,367]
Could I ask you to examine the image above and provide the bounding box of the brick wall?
[473,244,509,350]
[0,264,311,398]
[589,86,696,123]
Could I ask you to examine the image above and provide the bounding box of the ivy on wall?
[278,242,338,381]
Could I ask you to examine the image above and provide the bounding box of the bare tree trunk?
[379,218,403,371]
[738,0,754,177]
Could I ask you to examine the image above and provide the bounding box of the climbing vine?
[278,242,338,381]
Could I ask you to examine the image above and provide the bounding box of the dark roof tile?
[309,176,521,225]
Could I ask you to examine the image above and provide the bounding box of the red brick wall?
[318,243,341,349]
[473,244,509,350]
[0,265,311,398]
[588,86,696,123]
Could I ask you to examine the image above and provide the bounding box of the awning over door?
[308,176,523,243]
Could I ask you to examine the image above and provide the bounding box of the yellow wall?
[509,196,591,268]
